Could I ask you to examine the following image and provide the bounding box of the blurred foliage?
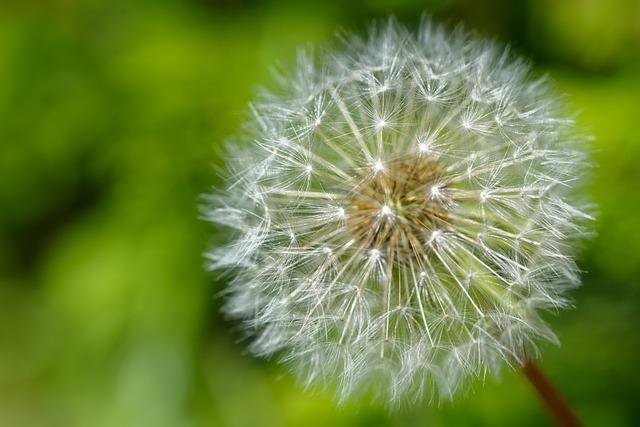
[0,0,639,426]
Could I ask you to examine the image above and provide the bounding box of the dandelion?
[203,18,592,408]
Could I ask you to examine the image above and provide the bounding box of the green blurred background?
[0,0,639,426]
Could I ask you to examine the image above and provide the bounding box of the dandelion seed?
[204,18,592,407]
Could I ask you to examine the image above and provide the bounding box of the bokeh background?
[1,0,639,426]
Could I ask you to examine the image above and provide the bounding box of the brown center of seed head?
[346,155,448,257]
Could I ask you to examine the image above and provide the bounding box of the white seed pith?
[204,18,591,406]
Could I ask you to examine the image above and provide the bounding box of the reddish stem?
[522,359,583,427]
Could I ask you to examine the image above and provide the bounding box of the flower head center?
[346,155,448,256]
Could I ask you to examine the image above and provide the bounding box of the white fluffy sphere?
[204,18,592,406]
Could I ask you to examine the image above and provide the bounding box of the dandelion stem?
[522,359,583,427]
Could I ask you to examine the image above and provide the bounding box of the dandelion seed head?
[204,18,592,407]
